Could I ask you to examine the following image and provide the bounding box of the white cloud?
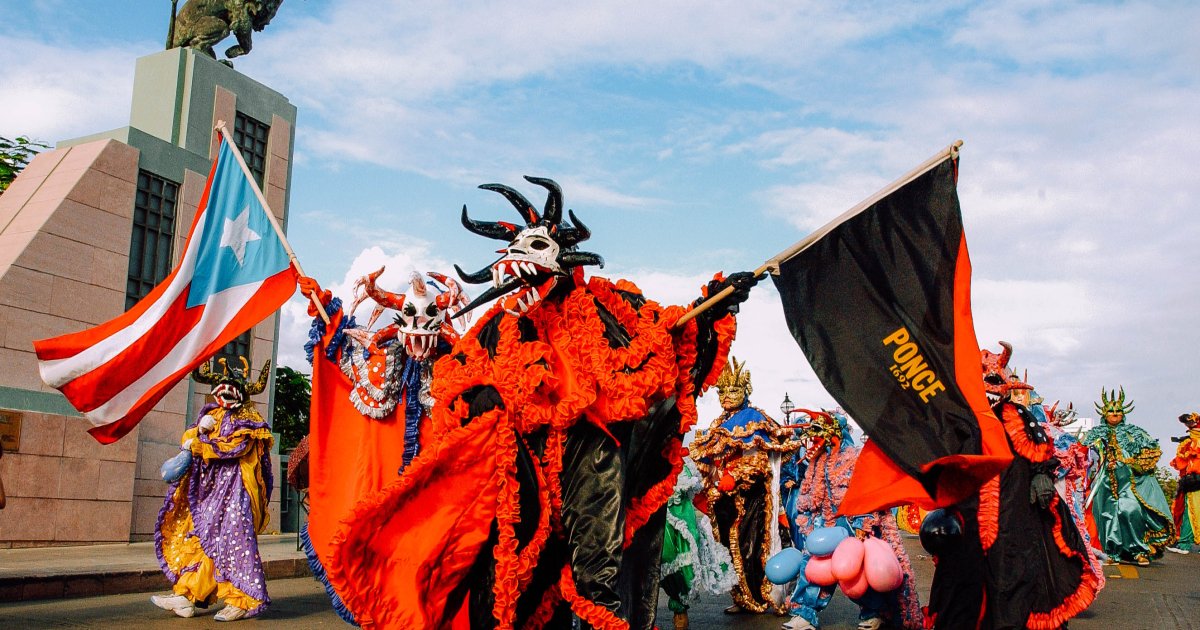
[0,36,138,142]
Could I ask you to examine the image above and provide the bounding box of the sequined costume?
[690,358,801,615]
[660,458,737,629]
[325,177,749,630]
[924,343,1098,630]
[1169,412,1200,551]
[154,359,274,620]
[1083,388,1177,564]
[297,270,468,622]
[781,411,922,630]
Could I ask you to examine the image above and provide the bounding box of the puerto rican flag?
[34,138,297,444]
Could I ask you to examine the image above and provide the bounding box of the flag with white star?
[34,137,298,444]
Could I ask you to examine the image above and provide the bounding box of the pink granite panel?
[0,496,58,540]
[10,412,64,457]
[88,140,139,183]
[0,232,38,280]
[55,499,131,542]
[62,415,136,463]
[136,410,187,446]
[266,183,287,219]
[6,452,62,497]
[55,141,108,172]
[14,146,69,182]
[2,308,84,354]
[90,248,128,291]
[212,87,237,159]
[268,115,292,159]
[0,347,44,391]
[266,153,288,190]
[57,457,101,500]
[0,264,53,313]
[15,232,95,284]
[47,275,123,324]
[96,460,136,501]
[135,441,180,480]
[63,170,137,229]
[2,197,61,235]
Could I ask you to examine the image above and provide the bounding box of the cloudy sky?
[3,1,1197,457]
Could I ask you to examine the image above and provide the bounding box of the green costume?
[1084,419,1177,563]
[660,460,735,614]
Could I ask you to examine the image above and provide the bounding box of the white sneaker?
[857,618,884,630]
[150,593,195,618]
[215,605,248,622]
[782,616,816,630]
[1167,546,1190,555]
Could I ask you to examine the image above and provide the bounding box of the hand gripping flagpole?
[214,122,330,325]
[674,139,964,329]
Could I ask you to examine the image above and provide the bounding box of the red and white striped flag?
[34,137,297,443]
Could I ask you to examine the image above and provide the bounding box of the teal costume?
[1083,420,1177,563]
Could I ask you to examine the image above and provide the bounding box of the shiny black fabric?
[926,500,986,629]
[712,478,770,607]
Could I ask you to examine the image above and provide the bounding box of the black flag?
[772,156,1011,514]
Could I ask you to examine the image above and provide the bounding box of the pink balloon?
[830,537,865,581]
[863,536,904,592]
[839,566,871,599]
[804,554,837,586]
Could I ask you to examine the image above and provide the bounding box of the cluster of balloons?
[765,527,904,597]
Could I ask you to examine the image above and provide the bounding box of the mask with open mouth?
[191,356,271,410]
[979,341,1032,405]
[453,176,603,318]
[348,268,470,361]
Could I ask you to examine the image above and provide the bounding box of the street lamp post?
[780,393,795,423]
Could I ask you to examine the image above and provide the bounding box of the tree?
[1156,465,1178,502]
[0,136,50,194]
[272,365,311,451]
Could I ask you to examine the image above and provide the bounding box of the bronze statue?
[171,0,284,61]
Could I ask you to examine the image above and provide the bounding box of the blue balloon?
[160,449,193,483]
[805,526,849,557]
[765,547,804,584]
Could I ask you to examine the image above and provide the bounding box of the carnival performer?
[326,176,754,629]
[660,457,737,630]
[780,410,922,630]
[1083,387,1177,565]
[924,342,1098,630]
[296,268,469,622]
[1170,412,1200,552]
[690,358,802,615]
[1035,398,1107,585]
[151,358,275,622]
[779,436,808,550]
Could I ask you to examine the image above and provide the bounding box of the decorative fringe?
[300,523,358,625]
[978,475,1000,551]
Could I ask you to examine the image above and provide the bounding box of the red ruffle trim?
[1025,493,1098,629]
[998,403,1054,463]
[978,475,1000,551]
[559,565,628,630]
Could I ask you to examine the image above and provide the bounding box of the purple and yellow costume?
[155,400,274,615]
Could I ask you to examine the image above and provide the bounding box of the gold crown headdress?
[1095,386,1134,417]
[715,356,752,395]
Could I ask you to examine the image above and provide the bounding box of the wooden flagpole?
[674,139,963,329]
[214,121,330,324]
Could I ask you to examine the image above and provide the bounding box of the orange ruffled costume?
[327,272,735,629]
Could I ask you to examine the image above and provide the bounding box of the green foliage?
[1156,466,1178,502]
[272,365,311,452]
[0,136,50,193]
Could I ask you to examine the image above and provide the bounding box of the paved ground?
[0,535,1198,628]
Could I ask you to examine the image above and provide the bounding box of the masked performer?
[151,358,275,622]
[690,358,801,615]
[1083,388,1177,565]
[660,457,737,630]
[296,268,469,621]
[1170,412,1200,552]
[781,410,922,630]
[780,436,808,549]
[327,176,753,629]
[924,342,1098,630]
